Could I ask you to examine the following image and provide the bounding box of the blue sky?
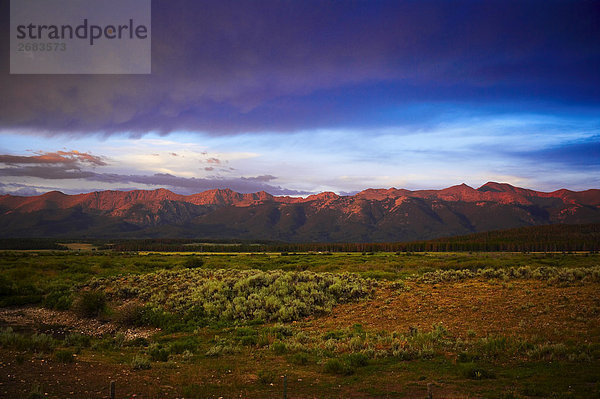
[1,0,599,196]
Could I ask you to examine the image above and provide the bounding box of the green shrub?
[527,343,569,361]
[183,256,205,269]
[65,333,91,348]
[0,328,55,353]
[323,330,345,340]
[323,358,354,375]
[240,335,258,346]
[134,306,184,331]
[270,324,294,338]
[235,327,258,336]
[43,286,72,310]
[205,344,239,357]
[290,352,310,365]
[114,302,146,326]
[169,338,197,354]
[205,345,223,357]
[343,352,369,367]
[271,341,287,354]
[73,291,107,318]
[418,266,600,284]
[148,344,170,362]
[126,337,149,347]
[131,354,151,370]
[85,268,374,324]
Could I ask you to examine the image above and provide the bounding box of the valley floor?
[0,252,599,398]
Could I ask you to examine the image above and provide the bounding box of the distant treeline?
[108,223,600,252]
[2,223,599,252]
[104,238,279,252]
[0,238,66,250]
[397,223,600,253]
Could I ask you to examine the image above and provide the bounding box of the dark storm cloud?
[513,136,600,169]
[0,166,97,180]
[1,0,598,136]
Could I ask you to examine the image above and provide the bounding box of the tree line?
[2,223,598,252]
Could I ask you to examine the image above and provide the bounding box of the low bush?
[148,344,170,362]
[183,256,205,269]
[290,352,310,365]
[205,344,239,357]
[240,335,258,346]
[65,333,91,348]
[323,358,354,375]
[73,291,107,318]
[42,285,72,310]
[85,268,375,324]
[343,352,369,367]
[113,302,146,326]
[417,266,600,284]
[131,354,151,370]
[169,338,197,354]
[271,341,287,354]
[125,337,149,347]
[0,328,55,353]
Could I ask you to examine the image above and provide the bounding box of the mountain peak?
[305,191,340,201]
[355,188,405,200]
[478,182,516,193]
[41,190,67,197]
[445,183,475,191]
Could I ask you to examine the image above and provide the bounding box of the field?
[0,251,599,398]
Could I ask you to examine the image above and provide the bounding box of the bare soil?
[304,279,600,343]
[0,306,157,340]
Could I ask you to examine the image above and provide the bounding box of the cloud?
[0,166,97,180]
[0,150,106,166]
[512,136,600,169]
[246,175,278,182]
[0,181,49,196]
[0,151,307,195]
[0,0,598,136]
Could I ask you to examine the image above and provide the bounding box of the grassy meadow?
[1,250,599,398]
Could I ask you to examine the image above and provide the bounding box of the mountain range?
[1,182,599,242]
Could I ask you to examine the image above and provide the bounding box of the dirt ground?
[304,279,600,343]
[0,352,179,399]
[0,307,156,340]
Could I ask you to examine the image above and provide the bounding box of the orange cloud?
[0,150,106,166]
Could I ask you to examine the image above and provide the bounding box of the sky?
[1,0,599,196]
